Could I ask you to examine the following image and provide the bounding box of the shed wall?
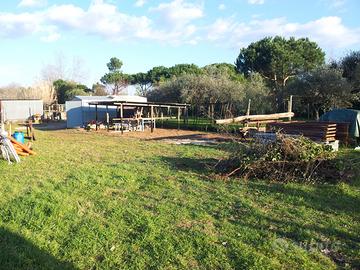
[0,100,43,121]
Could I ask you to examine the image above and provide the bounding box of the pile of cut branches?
[216,135,350,183]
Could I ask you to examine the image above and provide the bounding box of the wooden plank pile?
[0,134,36,163]
[9,136,36,157]
[267,121,339,142]
[333,122,350,144]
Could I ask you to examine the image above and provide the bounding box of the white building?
[66,95,147,128]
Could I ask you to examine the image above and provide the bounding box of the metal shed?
[0,99,43,122]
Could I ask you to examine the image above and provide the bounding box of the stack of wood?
[10,136,36,157]
[333,122,350,145]
[267,121,338,142]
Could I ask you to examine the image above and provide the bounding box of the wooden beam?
[150,105,154,133]
[288,95,293,121]
[246,99,251,116]
[177,107,181,130]
[95,105,98,131]
[120,103,123,135]
[216,112,295,124]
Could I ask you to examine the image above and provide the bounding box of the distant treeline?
[2,36,359,119]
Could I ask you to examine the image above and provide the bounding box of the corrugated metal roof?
[72,95,147,103]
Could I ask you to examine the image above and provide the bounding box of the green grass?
[0,129,359,269]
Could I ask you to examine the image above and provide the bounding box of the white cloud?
[150,0,204,28]
[218,4,226,10]
[1,0,360,50]
[134,0,146,7]
[1,0,154,42]
[18,0,47,8]
[206,16,360,49]
[248,0,265,5]
[329,0,346,8]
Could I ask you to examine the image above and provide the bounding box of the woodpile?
[9,136,36,157]
[0,134,36,163]
[267,121,349,143]
[333,122,350,145]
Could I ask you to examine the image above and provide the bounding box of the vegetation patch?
[216,135,353,183]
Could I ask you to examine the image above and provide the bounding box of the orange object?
[9,136,36,155]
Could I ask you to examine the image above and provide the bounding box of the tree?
[53,79,90,104]
[145,64,203,87]
[286,66,353,119]
[168,64,203,77]
[243,73,272,114]
[147,66,171,86]
[92,83,107,96]
[100,57,129,95]
[130,72,152,96]
[203,63,244,82]
[235,36,325,95]
[341,51,360,91]
[148,72,246,119]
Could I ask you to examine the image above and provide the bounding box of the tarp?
[320,109,360,137]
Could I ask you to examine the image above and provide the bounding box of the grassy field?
[0,128,359,269]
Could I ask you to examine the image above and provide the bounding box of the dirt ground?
[34,122,236,145]
[108,128,236,145]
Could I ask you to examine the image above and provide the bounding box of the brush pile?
[216,134,350,183]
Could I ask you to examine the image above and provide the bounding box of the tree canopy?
[341,51,360,91]
[235,36,325,89]
[53,79,90,103]
[286,66,353,119]
[100,57,129,95]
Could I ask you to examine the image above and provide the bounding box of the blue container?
[13,131,25,144]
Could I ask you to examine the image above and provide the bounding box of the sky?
[0,0,360,87]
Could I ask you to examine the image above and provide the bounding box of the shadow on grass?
[160,156,218,175]
[217,184,360,268]
[147,133,234,142]
[249,181,359,216]
[162,152,360,267]
[34,121,67,131]
[0,227,76,270]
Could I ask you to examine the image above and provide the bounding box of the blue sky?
[0,0,359,87]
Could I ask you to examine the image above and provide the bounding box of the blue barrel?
[13,131,25,144]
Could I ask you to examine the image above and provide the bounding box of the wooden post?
[106,105,109,131]
[106,112,109,132]
[177,107,181,130]
[288,95,293,121]
[95,104,98,131]
[183,106,186,124]
[307,103,310,120]
[150,105,154,133]
[0,105,4,133]
[246,99,251,116]
[120,103,123,135]
[161,111,164,128]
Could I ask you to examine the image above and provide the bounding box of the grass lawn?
[0,128,359,269]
